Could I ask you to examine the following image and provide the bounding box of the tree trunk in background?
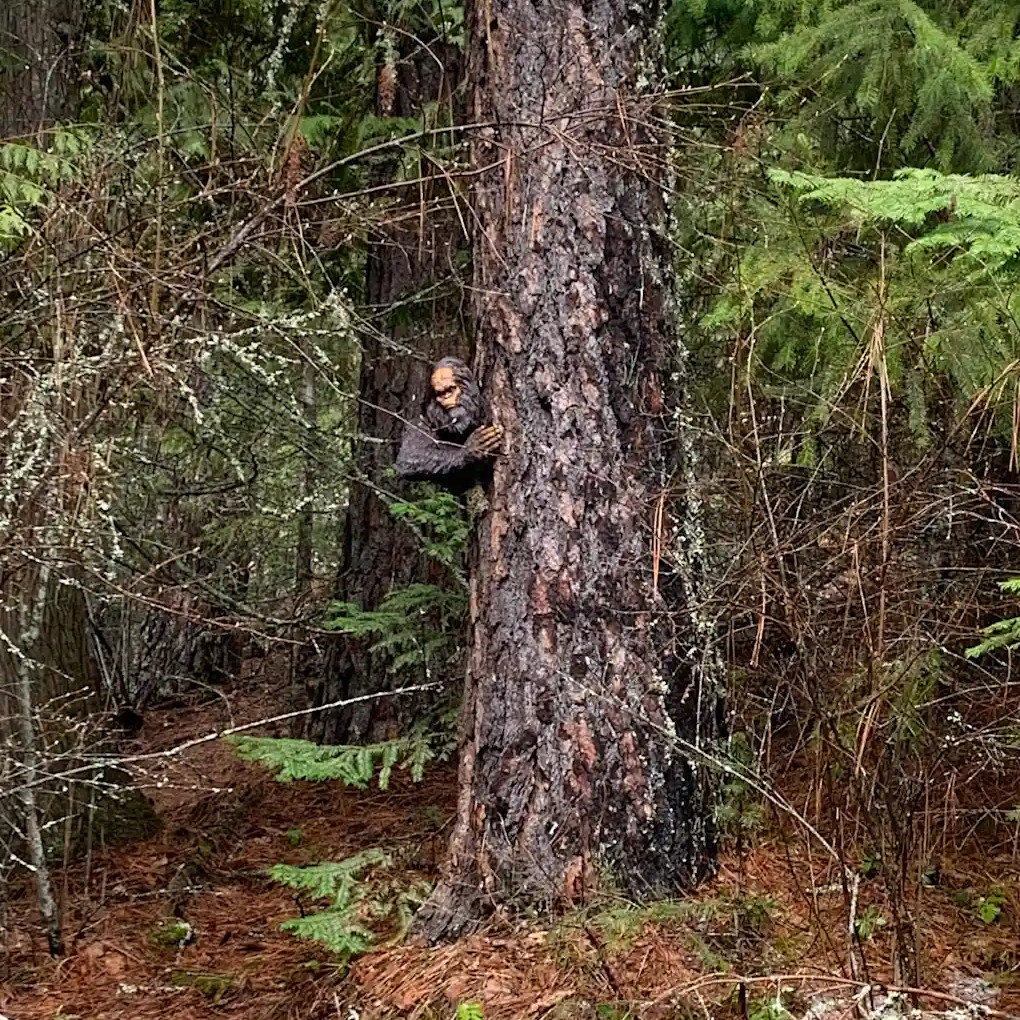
[0,427,104,958]
[303,41,468,744]
[295,352,316,595]
[0,4,159,954]
[0,0,83,136]
[0,0,91,714]
[9,563,75,956]
[419,0,721,938]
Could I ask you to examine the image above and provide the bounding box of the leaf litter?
[1,662,1017,1020]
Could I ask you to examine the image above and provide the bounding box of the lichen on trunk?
[418,0,722,939]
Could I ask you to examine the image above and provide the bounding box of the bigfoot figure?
[395,357,503,493]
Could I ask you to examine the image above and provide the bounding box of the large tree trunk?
[419,0,721,938]
[0,0,83,136]
[304,40,469,744]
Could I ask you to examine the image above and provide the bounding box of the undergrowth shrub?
[229,720,450,958]
[228,711,456,787]
[673,124,1020,988]
[324,582,467,677]
[270,849,431,959]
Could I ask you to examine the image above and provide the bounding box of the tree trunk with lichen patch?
[417,0,721,939]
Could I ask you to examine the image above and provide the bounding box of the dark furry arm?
[395,421,476,482]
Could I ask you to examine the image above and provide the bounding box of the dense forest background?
[2,0,1020,1017]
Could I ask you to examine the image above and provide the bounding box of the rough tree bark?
[418,0,721,938]
[0,0,83,137]
[304,39,469,744]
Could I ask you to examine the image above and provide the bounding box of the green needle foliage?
[0,131,89,242]
[668,0,1020,172]
[270,850,432,958]
[753,0,998,172]
[966,578,1020,659]
[323,490,469,679]
[389,491,471,568]
[270,850,386,959]
[228,720,453,787]
[695,166,1020,447]
[325,583,467,675]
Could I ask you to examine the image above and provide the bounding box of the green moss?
[171,970,234,1003]
[92,783,162,845]
[148,919,194,947]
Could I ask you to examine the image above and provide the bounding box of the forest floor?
[1,664,1018,1020]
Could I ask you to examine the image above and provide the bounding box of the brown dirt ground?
[2,667,1019,1020]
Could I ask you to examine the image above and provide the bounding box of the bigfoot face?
[424,358,480,439]
[431,366,462,412]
